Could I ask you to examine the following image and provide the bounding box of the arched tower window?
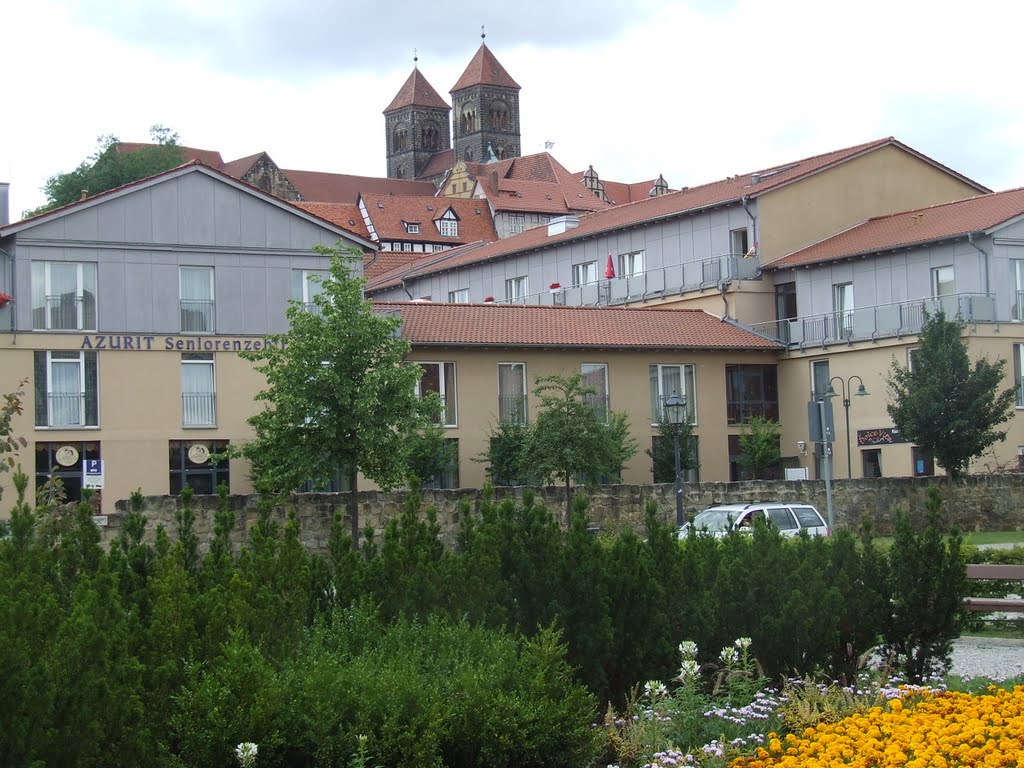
[489,100,509,131]
[421,123,440,151]
[461,107,477,134]
[495,145,507,160]
[396,165,407,179]
[393,125,408,152]
[464,147,474,161]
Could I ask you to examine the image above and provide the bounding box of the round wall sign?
[188,444,211,464]
[55,445,80,467]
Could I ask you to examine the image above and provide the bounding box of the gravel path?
[950,636,1024,681]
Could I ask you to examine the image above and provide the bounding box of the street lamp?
[825,375,869,479]
[664,391,687,527]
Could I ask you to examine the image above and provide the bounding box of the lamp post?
[825,375,869,479]
[664,391,687,527]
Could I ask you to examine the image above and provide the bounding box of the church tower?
[450,36,521,164]
[383,61,451,179]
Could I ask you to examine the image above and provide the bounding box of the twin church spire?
[383,40,522,180]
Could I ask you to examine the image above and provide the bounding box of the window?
[417,362,457,427]
[810,359,831,401]
[31,261,97,330]
[292,269,328,313]
[448,288,470,304]
[726,364,779,424]
[581,363,609,422]
[833,282,853,340]
[35,441,101,505]
[618,250,645,277]
[911,446,935,477]
[508,213,526,235]
[182,353,216,427]
[649,364,696,424]
[421,438,460,489]
[728,433,781,481]
[651,436,699,484]
[1013,261,1024,321]
[180,266,214,333]
[862,449,882,478]
[169,439,230,495]
[404,221,420,234]
[730,227,749,256]
[505,276,528,302]
[572,261,598,286]
[498,362,527,423]
[34,351,98,428]
[932,265,955,297]
[437,209,459,237]
[1014,344,1024,408]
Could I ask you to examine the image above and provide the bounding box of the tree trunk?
[348,470,359,548]
[564,477,573,528]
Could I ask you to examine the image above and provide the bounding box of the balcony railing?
[47,392,86,427]
[37,294,96,330]
[498,394,527,424]
[749,293,996,348]
[493,253,760,307]
[180,299,215,333]
[183,392,217,427]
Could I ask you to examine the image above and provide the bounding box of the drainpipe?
[740,195,758,252]
[966,231,990,295]
[719,281,730,320]
[400,279,414,301]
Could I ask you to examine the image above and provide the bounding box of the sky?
[3,0,1023,222]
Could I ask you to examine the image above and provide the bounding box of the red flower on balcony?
[549,282,561,290]
[0,292,12,308]
[483,296,494,302]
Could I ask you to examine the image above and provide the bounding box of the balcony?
[749,293,997,349]
[495,253,760,307]
[183,392,217,427]
[180,299,215,333]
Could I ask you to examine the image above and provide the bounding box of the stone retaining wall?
[103,476,1024,555]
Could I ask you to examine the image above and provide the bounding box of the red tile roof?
[416,149,455,180]
[360,193,497,243]
[295,201,370,239]
[115,142,225,168]
[221,152,265,178]
[581,173,664,205]
[375,302,782,350]
[475,152,609,214]
[384,67,451,112]
[451,43,520,91]
[365,251,423,279]
[284,169,437,203]
[765,187,1024,269]
[366,137,988,291]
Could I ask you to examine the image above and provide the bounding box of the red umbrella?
[604,254,615,279]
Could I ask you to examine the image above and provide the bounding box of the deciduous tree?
[887,311,1014,479]
[737,416,782,479]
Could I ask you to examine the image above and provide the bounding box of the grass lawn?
[868,531,1024,549]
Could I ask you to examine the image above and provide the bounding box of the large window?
[1014,261,1024,321]
[31,261,97,330]
[833,282,853,340]
[448,288,470,304]
[618,250,645,277]
[810,359,831,401]
[649,364,696,424]
[293,269,328,313]
[182,353,216,427]
[726,364,779,425]
[169,439,230,495]
[180,266,214,333]
[417,362,457,427]
[497,362,527,423]
[730,227,749,256]
[581,363,609,422]
[572,261,598,286]
[34,351,98,428]
[508,213,526,235]
[1015,344,1024,408]
[505,276,528,302]
[35,441,101,505]
[437,210,459,238]
[932,265,955,297]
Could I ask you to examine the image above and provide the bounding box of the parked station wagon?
[679,502,830,539]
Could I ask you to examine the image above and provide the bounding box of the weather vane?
[481,25,486,41]
[413,48,418,66]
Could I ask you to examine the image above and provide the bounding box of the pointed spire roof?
[451,43,520,92]
[384,67,450,113]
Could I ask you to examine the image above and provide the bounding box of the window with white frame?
[417,362,457,427]
[33,350,98,428]
[437,209,459,237]
[497,362,527,423]
[810,359,831,401]
[505,276,528,301]
[649,363,696,424]
[730,227,749,256]
[292,269,329,313]
[833,282,853,339]
[618,250,645,277]
[1013,261,1024,321]
[572,261,598,286]
[508,213,526,234]
[581,363,609,422]
[448,288,470,304]
[404,221,420,234]
[182,353,216,427]
[180,266,215,333]
[932,265,955,297]
[31,261,98,330]
[1014,344,1024,408]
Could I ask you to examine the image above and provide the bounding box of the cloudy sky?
[3,0,1022,221]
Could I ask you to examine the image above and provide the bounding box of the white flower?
[677,659,700,681]
[236,742,258,768]
[678,640,698,660]
[643,679,668,700]
[719,645,738,666]
[735,637,753,651]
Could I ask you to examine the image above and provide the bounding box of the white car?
[679,502,830,539]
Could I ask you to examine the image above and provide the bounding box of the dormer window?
[403,221,420,234]
[436,209,459,238]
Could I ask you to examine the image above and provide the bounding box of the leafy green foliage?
[887,311,1015,478]
[646,416,697,483]
[27,125,184,216]
[481,418,534,486]
[737,416,782,479]
[0,381,28,501]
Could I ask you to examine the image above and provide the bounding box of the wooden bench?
[963,564,1024,613]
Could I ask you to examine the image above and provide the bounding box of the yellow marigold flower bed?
[731,686,1024,768]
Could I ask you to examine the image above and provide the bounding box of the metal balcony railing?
[183,393,217,427]
[39,294,96,330]
[180,299,215,333]
[492,253,760,307]
[47,392,86,427]
[749,293,997,348]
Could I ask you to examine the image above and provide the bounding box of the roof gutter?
[966,231,990,295]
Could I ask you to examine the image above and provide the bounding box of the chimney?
[547,214,580,237]
[0,182,8,226]
[488,169,498,195]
